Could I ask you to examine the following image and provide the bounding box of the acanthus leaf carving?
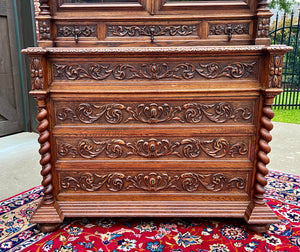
[58,138,249,160]
[61,172,246,192]
[56,102,252,125]
[54,62,256,81]
[107,25,197,38]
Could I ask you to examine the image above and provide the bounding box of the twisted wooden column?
[36,96,53,205]
[254,94,275,205]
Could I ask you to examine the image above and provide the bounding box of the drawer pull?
[150,27,155,43]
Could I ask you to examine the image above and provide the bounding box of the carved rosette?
[30,57,44,90]
[53,62,256,81]
[36,97,54,205]
[268,55,284,88]
[107,25,197,37]
[56,102,252,125]
[39,20,51,40]
[58,138,248,160]
[61,172,246,192]
[257,17,270,38]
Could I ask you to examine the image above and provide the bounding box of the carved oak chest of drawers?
[24,0,291,233]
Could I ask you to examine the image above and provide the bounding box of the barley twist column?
[36,97,53,205]
[254,94,275,205]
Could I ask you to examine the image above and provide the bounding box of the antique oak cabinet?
[23,0,291,233]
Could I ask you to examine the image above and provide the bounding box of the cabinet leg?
[246,224,270,233]
[38,223,61,233]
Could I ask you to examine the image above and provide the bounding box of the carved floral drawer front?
[53,99,257,126]
[51,59,258,82]
[55,135,252,161]
[57,170,249,194]
[208,22,251,39]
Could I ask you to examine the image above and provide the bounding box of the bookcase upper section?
[37,0,272,47]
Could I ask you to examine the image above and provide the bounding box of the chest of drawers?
[24,0,291,233]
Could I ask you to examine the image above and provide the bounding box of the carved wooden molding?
[53,62,256,81]
[209,24,249,36]
[57,25,97,38]
[56,102,252,124]
[268,55,284,88]
[30,57,44,90]
[61,172,246,192]
[107,25,198,37]
[58,138,248,159]
[23,46,271,55]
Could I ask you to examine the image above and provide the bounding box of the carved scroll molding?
[107,25,198,37]
[58,138,249,159]
[209,24,249,36]
[56,102,252,125]
[30,57,44,90]
[57,25,97,38]
[53,62,256,81]
[61,172,246,192]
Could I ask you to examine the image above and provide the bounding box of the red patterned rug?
[0,170,299,252]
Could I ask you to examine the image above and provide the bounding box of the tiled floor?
[0,122,299,200]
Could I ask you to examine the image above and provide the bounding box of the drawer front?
[57,169,250,197]
[50,57,259,84]
[55,134,253,161]
[52,97,258,127]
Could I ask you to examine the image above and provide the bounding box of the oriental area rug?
[0,170,299,252]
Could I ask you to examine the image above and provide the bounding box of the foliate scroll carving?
[268,55,284,88]
[56,102,252,124]
[53,62,256,81]
[209,24,249,35]
[30,57,44,90]
[61,172,246,192]
[39,20,51,40]
[58,138,248,159]
[257,17,270,38]
[57,25,97,38]
[107,25,197,37]
[57,103,125,124]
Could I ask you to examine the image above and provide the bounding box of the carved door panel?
[0,0,24,136]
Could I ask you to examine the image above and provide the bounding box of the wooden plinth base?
[32,200,279,233]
